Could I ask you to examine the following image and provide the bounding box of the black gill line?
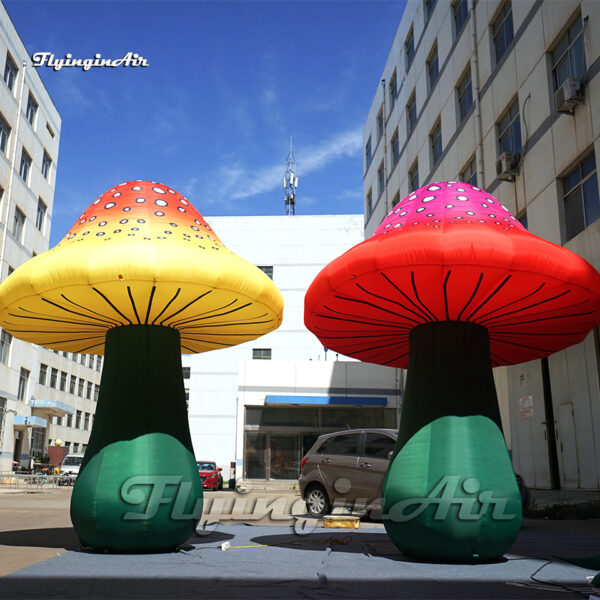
[160,290,213,326]
[9,312,110,328]
[170,302,252,327]
[40,297,117,326]
[151,288,181,325]
[465,274,512,322]
[60,294,123,325]
[472,282,546,322]
[355,282,429,322]
[411,272,438,321]
[333,294,421,325]
[168,299,240,327]
[92,288,132,325]
[381,272,434,322]
[127,286,141,325]
[456,273,484,321]
[443,270,452,321]
[144,286,157,325]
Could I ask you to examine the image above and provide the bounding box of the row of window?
[38,363,100,401]
[48,440,88,454]
[52,409,92,431]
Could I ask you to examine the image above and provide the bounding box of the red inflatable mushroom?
[305,182,600,561]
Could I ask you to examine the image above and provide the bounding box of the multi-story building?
[0,3,101,471]
[184,214,402,483]
[363,0,600,489]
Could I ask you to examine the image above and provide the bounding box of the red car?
[196,461,223,490]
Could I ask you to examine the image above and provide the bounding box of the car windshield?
[197,462,216,470]
[63,456,83,466]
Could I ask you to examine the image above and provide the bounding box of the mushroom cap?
[0,181,283,355]
[304,182,600,368]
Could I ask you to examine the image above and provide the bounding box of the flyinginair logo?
[31,52,149,71]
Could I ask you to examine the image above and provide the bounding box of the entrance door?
[245,432,267,479]
[270,434,299,480]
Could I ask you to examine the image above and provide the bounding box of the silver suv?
[299,428,396,517]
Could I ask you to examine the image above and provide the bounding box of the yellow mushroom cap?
[0,181,283,354]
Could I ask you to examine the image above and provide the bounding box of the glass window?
[41,152,51,181]
[252,348,271,360]
[245,432,267,479]
[378,162,385,197]
[430,121,442,166]
[80,353,86,365]
[363,433,395,459]
[461,156,477,186]
[377,109,384,142]
[246,406,319,427]
[391,129,400,167]
[405,30,415,70]
[409,162,419,192]
[552,16,585,90]
[17,368,29,401]
[35,199,46,232]
[0,329,11,363]
[86,381,92,399]
[12,207,25,242]
[492,2,514,64]
[88,354,94,368]
[84,412,90,430]
[96,356,102,372]
[564,153,600,240]
[258,266,273,279]
[26,93,38,126]
[389,71,398,109]
[407,91,417,136]
[366,189,373,218]
[69,374,76,394]
[50,368,58,388]
[59,371,67,392]
[182,366,191,378]
[19,149,31,183]
[31,427,44,456]
[425,0,437,22]
[453,0,468,37]
[319,433,360,456]
[365,136,372,168]
[457,68,473,123]
[94,384,99,401]
[427,44,439,91]
[3,53,17,93]
[66,414,73,428]
[75,410,82,429]
[497,99,522,155]
[0,114,10,154]
[38,363,48,385]
[78,378,84,396]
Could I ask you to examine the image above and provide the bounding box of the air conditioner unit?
[496,151,518,181]
[555,77,584,114]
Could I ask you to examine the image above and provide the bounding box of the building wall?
[0,2,100,471]
[363,0,600,489]
[183,214,400,475]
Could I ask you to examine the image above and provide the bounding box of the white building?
[0,3,101,472]
[184,214,402,482]
[363,0,600,489]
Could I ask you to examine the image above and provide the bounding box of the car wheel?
[305,484,331,517]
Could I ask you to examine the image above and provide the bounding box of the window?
[26,93,38,126]
[492,2,514,64]
[80,353,86,365]
[60,371,67,392]
[17,368,29,401]
[66,414,72,428]
[377,109,384,142]
[0,114,10,154]
[12,207,25,242]
[50,367,58,388]
[41,152,51,181]
[88,354,94,368]
[78,378,84,396]
[62,351,68,358]
[19,149,31,183]
[366,189,373,218]
[363,433,395,459]
[497,99,522,155]
[69,374,76,394]
[84,412,90,430]
[75,410,82,429]
[252,348,271,360]
[7,265,13,277]
[563,153,600,241]
[0,329,11,363]
[94,384,99,401]
[86,381,92,400]
[318,433,360,456]
[38,363,48,385]
[96,356,102,372]
[3,53,17,93]
[390,129,400,167]
[389,71,398,109]
[457,68,473,123]
[46,122,55,138]
[461,156,477,186]
[424,0,437,22]
[185,388,190,404]
[409,161,419,192]
[453,0,468,37]
[365,136,372,168]
[406,91,417,136]
[377,161,385,197]
[518,210,528,230]
[552,17,585,91]
[430,120,443,166]
[182,366,191,378]
[35,199,46,232]
[427,44,439,91]
[258,266,273,279]
[405,29,415,70]
[31,428,44,456]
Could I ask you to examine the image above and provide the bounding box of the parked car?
[196,461,223,490]
[61,453,84,477]
[299,428,531,517]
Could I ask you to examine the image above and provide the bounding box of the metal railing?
[0,471,76,490]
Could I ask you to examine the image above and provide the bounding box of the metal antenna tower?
[284,137,298,215]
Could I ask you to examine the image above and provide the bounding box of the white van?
[61,453,84,476]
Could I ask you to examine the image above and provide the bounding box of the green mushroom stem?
[383,321,522,562]
[70,325,203,553]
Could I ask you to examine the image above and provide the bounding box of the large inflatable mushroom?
[305,181,600,561]
[0,181,283,552]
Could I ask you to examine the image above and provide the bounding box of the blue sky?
[5,0,405,245]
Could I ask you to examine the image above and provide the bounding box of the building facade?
[363,0,600,489]
[183,214,402,481]
[0,3,101,472]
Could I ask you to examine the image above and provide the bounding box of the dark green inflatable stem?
[71,325,202,552]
